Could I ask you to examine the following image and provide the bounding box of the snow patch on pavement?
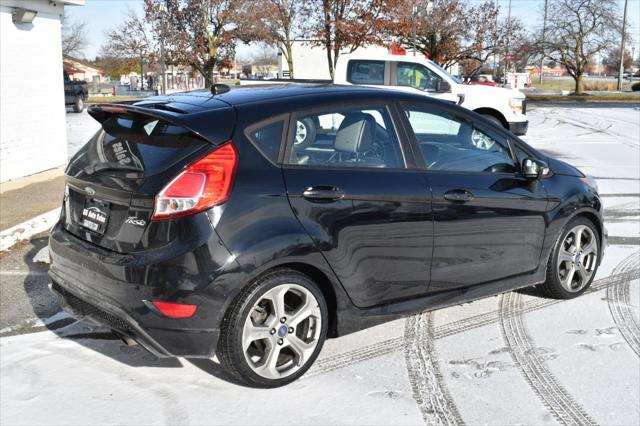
[0,311,73,336]
[0,325,422,426]
[0,208,60,252]
[32,246,50,264]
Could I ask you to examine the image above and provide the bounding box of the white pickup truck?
[332,53,528,135]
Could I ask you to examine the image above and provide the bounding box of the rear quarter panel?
[209,109,357,328]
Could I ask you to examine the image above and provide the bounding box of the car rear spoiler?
[87,103,235,146]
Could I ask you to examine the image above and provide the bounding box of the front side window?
[347,60,385,85]
[403,107,516,173]
[396,62,442,91]
[285,106,404,169]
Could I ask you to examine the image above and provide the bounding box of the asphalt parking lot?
[1,103,638,425]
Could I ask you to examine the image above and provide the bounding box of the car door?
[391,62,459,104]
[399,102,549,292]
[281,102,434,308]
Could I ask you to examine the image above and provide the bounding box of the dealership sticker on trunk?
[81,202,110,234]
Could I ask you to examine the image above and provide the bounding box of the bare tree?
[602,48,633,75]
[61,10,88,57]
[542,0,622,94]
[509,34,538,74]
[145,0,262,87]
[102,7,156,90]
[459,2,525,78]
[94,55,141,81]
[392,0,522,78]
[257,0,303,78]
[304,0,398,78]
[393,0,467,67]
[251,47,279,76]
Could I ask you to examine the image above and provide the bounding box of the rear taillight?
[152,142,237,220]
[151,301,198,318]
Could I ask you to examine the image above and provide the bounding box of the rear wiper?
[83,162,143,175]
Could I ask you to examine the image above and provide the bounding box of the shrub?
[632,82,640,92]
[582,80,617,91]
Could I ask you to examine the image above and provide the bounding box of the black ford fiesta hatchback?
[49,84,605,387]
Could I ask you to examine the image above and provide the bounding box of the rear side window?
[347,60,385,85]
[245,120,284,163]
[68,113,209,177]
[285,105,405,169]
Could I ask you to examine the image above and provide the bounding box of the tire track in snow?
[403,312,464,426]
[499,291,597,426]
[540,108,639,147]
[607,250,640,356]
[306,269,639,378]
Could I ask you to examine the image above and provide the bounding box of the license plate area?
[81,199,110,234]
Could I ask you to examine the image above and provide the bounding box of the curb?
[0,208,61,252]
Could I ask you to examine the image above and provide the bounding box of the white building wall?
[0,0,69,182]
[279,40,389,80]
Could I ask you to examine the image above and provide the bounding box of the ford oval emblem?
[85,187,96,196]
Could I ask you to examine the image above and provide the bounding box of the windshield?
[428,60,462,84]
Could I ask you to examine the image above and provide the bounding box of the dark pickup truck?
[64,71,88,113]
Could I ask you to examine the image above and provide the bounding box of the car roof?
[131,84,439,112]
[339,53,433,65]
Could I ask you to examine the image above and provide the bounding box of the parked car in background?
[333,54,528,135]
[64,70,88,113]
[49,85,604,388]
[466,74,500,87]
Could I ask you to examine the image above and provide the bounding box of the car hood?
[546,156,585,177]
[457,83,525,100]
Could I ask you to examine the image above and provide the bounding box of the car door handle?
[302,186,345,201]
[444,189,474,202]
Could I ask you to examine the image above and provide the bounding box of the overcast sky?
[66,0,640,61]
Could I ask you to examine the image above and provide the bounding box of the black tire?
[293,118,317,149]
[540,216,600,299]
[73,96,85,113]
[217,268,328,388]
[481,113,504,129]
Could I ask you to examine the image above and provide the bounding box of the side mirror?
[436,80,451,93]
[522,157,549,179]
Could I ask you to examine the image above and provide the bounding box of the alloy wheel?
[471,129,495,150]
[295,121,307,145]
[242,283,322,379]
[556,224,598,292]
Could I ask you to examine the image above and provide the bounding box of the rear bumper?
[48,222,233,358]
[49,280,191,358]
[508,120,529,135]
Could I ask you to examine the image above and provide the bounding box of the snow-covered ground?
[1,104,639,425]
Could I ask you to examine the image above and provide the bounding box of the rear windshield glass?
[68,113,209,177]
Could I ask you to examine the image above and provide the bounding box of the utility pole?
[504,0,511,85]
[159,2,167,95]
[539,0,548,84]
[412,4,417,56]
[617,0,628,91]
[494,0,498,79]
